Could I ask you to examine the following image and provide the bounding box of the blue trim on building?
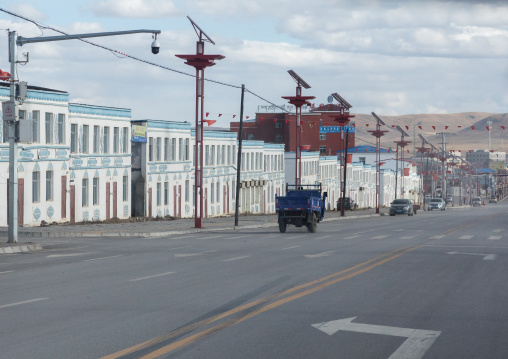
[136,120,191,130]
[69,103,131,118]
[0,86,69,102]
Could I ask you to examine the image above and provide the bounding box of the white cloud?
[7,4,47,22]
[89,0,181,18]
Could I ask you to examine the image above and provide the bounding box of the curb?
[17,213,383,238]
[0,244,43,255]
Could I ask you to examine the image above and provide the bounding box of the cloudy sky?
[1,0,508,127]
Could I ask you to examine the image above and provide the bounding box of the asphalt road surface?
[1,202,507,358]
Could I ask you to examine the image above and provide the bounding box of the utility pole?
[436,132,449,198]
[487,119,492,150]
[5,29,161,243]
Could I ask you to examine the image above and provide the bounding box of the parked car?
[446,196,453,204]
[472,197,482,207]
[389,198,415,216]
[427,198,446,211]
[337,197,356,211]
[489,195,498,203]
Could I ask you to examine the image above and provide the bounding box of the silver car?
[428,198,446,211]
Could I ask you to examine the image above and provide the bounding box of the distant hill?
[351,112,506,153]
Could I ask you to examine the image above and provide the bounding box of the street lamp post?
[176,17,224,229]
[5,28,160,243]
[369,112,388,214]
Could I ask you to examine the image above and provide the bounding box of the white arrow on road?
[446,251,497,260]
[312,317,441,359]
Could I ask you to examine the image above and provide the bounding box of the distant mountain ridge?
[351,112,506,152]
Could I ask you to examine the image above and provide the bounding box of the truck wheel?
[307,213,318,233]
[279,221,287,233]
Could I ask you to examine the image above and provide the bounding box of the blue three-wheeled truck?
[275,184,327,233]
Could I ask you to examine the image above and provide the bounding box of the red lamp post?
[176,17,224,228]
[329,93,354,216]
[369,113,389,213]
[281,71,315,187]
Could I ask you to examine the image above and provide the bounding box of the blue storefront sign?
[319,126,355,133]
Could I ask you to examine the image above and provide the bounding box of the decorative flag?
[206,112,209,117]
[391,125,395,128]
[471,126,475,130]
[418,126,422,130]
[0,70,11,80]
[405,126,409,130]
[486,126,490,131]
[203,120,216,126]
[355,148,358,151]
[469,150,471,153]
[432,126,436,130]
[353,124,356,127]
[218,114,222,117]
[458,126,462,128]
[273,119,277,123]
[445,126,449,129]
[233,115,236,118]
[490,150,494,153]
[246,116,249,119]
[365,124,370,127]
[502,126,506,130]
[286,120,290,123]
[365,149,368,152]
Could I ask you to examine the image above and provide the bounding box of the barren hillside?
[351,112,507,153]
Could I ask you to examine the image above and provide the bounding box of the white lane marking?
[174,253,204,257]
[312,317,440,359]
[0,298,48,309]
[46,252,94,258]
[447,251,497,261]
[167,246,192,250]
[430,235,445,239]
[226,235,249,240]
[372,235,388,239]
[317,235,333,239]
[222,256,251,262]
[400,236,416,239]
[198,235,222,240]
[82,255,124,262]
[459,235,473,240]
[281,246,300,250]
[0,271,14,274]
[304,250,335,258]
[343,235,360,239]
[488,236,502,240]
[492,229,502,233]
[130,271,176,282]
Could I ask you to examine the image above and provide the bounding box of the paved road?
[0,202,506,358]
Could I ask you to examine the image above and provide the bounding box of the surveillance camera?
[151,39,160,54]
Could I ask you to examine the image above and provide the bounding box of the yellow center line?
[102,246,419,359]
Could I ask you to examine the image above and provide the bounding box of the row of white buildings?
[0,82,420,227]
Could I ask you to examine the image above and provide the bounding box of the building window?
[82,178,89,207]
[179,138,183,161]
[113,127,119,153]
[164,138,169,161]
[232,180,236,200]
[156,137,161,161]
[122,127,129,154]
[32,171,40,203]
[57,114,65,144]
[82,125,89,154]
[103,127,110,154]
[216,181,220,203]
[93,177,99,205]
[275,121,282,128]
[211,183,215,203]
[171,138,176,161]
[46,171,53,201]
[70,124,78,154]
[320,133,326,140]
[93,126,100,154]
[164,182,169,205]
[359,157,366,164]
[123,175,128,202]
[248,134,255,140]
[275,134,282,142]
[32,110,40,143]
[185,138,190,161]
[185,180,189,202]
[320,146,326,155]
[157,182,162,206]
[211,145,216,165]
[149,137,153,162]
[45,113,53,144]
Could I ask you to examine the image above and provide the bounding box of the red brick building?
[230,104,355,155]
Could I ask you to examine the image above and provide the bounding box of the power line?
[0,7,290,112]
